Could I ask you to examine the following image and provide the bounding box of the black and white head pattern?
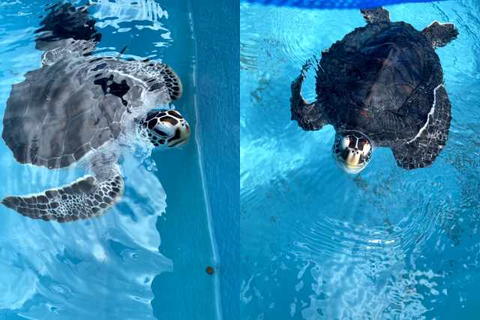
[142,110,190,148]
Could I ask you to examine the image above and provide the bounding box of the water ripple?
[241,1,480,319]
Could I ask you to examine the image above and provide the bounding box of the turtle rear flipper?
[2,167,124,222]
[290,62,327,131]
[422,21,459,48]
[360,7,390,24]
[391,85,451,169]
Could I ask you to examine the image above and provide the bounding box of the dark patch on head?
[167,110,182,118]
[358,139,368,151]
[145,112,158,122]
[347,137,356,148]
[147,119,157,130]
[160,116,178,126]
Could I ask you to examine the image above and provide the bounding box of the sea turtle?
[1,3,190,222]
[291,7,458,173]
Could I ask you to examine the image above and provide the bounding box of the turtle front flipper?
[360,7,390,24]
[290,63,327,131]
[422,21,459,48]
[2,166,124,222]
[391,85,451,170]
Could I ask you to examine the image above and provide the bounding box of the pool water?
[240,0,480,319]
[0,0,220,319]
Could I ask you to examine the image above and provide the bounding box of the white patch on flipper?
[406,84,444,144]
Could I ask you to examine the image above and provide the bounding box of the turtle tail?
[2,172,124,223]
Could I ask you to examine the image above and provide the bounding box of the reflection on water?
[241,1,480,319]
[92,0,169,35]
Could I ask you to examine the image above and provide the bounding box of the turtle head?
[141,109,191,148]
[333,131,373,174]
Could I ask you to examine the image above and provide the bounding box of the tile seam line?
[188,4,224,320]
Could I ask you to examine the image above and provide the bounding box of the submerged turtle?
[1,4,190,222]
[291,7,458,173]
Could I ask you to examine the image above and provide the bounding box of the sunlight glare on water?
[240,1,480,319]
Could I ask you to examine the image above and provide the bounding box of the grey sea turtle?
[291,7,458,173]
[1,3,190,221]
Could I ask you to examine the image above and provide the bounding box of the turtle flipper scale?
[391,85,451,170]
[360,7,390,24]
[2,168,124,222]
[290,63,327,131]
[422,21,459,48]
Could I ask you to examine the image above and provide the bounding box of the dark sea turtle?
[290,7,458,173]
[1,3,190,222]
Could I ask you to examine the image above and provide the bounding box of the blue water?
[241,0,480,319]
[243,0,442,9]
[0,0,225,319]
[189,0,240,318]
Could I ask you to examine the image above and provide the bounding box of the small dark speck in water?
[205,266,215,275]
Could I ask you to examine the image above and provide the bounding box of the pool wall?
[191,0,240,318]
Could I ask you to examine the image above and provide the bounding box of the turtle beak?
[333,132,373,174]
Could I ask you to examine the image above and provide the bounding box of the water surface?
[0,0,218,318]
[240,1,480,318]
